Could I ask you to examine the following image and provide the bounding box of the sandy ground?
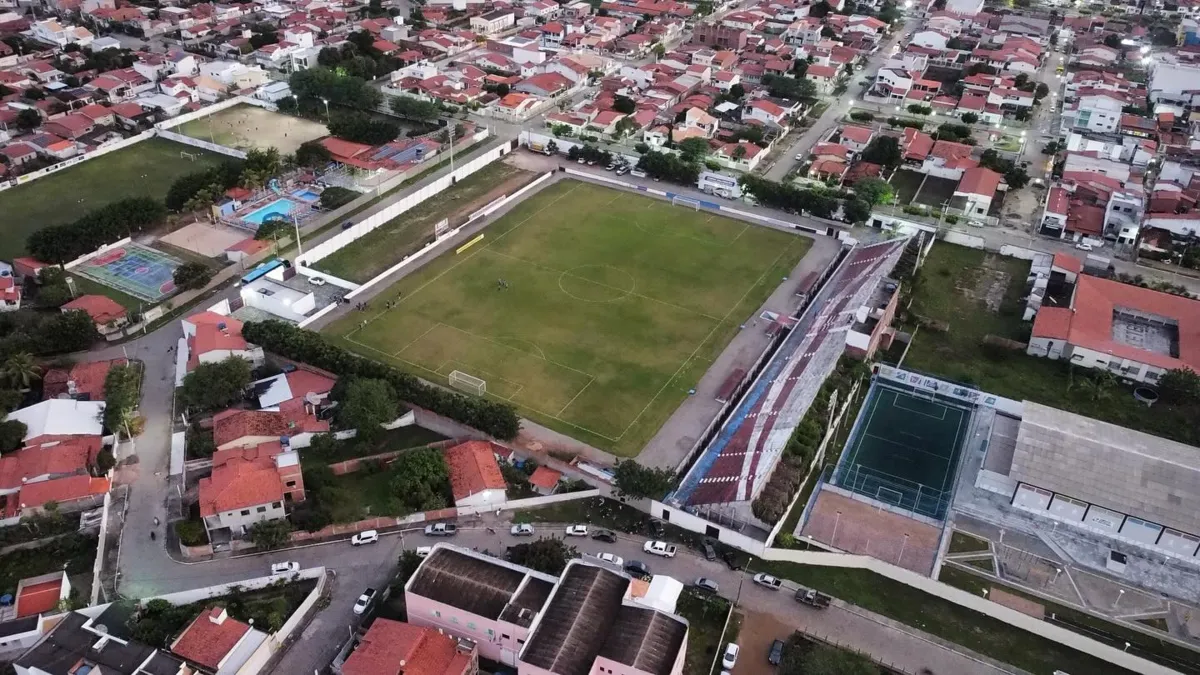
[733,610,792,675]
[178,105,328,156]
[159,220,250,258]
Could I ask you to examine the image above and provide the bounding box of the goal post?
[449,370,486,396]
[180,150,198,161]
[671,195,700,210]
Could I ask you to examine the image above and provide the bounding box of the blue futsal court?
[73,242,183,302]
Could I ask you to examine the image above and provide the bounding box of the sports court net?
[671,195,700,210]
[449,370,486,396]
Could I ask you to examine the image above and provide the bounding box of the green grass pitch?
[0,138,224,260]
[325,179,813,456]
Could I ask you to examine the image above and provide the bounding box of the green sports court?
[833,379,973,520]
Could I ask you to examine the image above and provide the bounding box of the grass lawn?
[756,561,1137,675]
[301,425,448,464]
[325,180,812,456]
[938,565,1200,674]
[325,468,405,520]
[888,169,925,205]
[674,589,732,675]
[313,162,535,283]
[948,530,990,554]
[0,138,224,259]
[904,243,1200,446]
[0,533,97,596]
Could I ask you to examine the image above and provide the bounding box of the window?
[452,616,459,624]
[273,502,282,508]
[433,610,441,618]
[286,481,297,488]
[502,633,510,640]
[467,621,477,630]
[256,506,267,513]
[240,509,250,516]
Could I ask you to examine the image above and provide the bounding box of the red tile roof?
[1046,187,1069,216]
[528,465,562,490]
[956,167,1002,197]
[0,436,101,490]
[445,441,506,501]
[0,276,20,304]
[42,358,127,401]
[62,295,126,325]
[212,399,328,449]
[840,125,873,144]
[1033,275,1200,371]
[342,619,473,675]
[1052,252,1082,274]
[17,475,110,510]
[172,607,252,670]
[198,454,284,516]
[16,577,63,618]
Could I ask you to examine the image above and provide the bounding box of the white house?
[953,167,1003,218]
[470,9,515,35]
[29,20,94,48]
[446,441,507,509]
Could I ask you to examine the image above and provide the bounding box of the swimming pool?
[292,189,321,202]
[243,198,298,225]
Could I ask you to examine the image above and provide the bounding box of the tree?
[0,419,26,453]
[289,67,382,110]
[613,460,676,500]
[38,310,101,354]
[652,42,666,58]
[173,262,213,291]
[859,136,901,168]
[729,83,745,100]
[613,95,636,115]
[368,0,385,16]
[1034,83,1050,100]
[1004,166,1030,190]
[843,199,871,224]
[248,519,292,550]
[808,0,831,17]
[102,363,141,437]
[907,104,931,115]
[0,352,40,390]
[1159,367,1200,404]
[506,537,577,575]
[390,95,439,122]
[395,550,423,588]
[853,176,893,206]
[763,74,817,101]
[960,112,979,124]
[179,357,252,412]
[16,108,41,131]
[319,186,358,210]
[328,111,400,145]
[677,137,712,161]
[389,447,451,511]
[295,140,333,168]
[1103,33,1122,49]
[337,378,398,440]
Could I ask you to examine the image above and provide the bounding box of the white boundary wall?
[154,95,275,131]
[63,236,132,270]
[297,141,511,268]
[759,549,1176,675]
[157,130,248,159]
[0,131,154,194]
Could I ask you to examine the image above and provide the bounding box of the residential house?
[0,276,20,312]
[211,399,329,452]
[470,9,515,35]
[198,440,303,540]
[170,606,269,674]
[840,125,874,154]
[805,64,839,94]
[42,358,127,401]
[29,20,94,48]
[177,312,264,386]
[922,140,977,180]
[742,98,788,129]
[713,140,764,171]
[445,440,507,509]
[809,142,851,182]
[61,295,127,335]
[514,72,572,97]
[952,166,1003,218]
[341,619,477,675]
[528,465,562,495]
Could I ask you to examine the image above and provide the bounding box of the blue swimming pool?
[243,198,298,225]
[292,189,320,202]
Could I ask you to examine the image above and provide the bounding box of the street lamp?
[321,98,330,119]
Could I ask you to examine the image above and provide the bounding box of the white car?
[721,643,740,669]
[353,588,376,615]
[511,523,535,536]
[351,530,379,546]
[270,562,299,575]
[595,552,623,566]
[565,525,588,537]
[308,276,327,286]
[1075,242,1094,251]
[415,546,433,558]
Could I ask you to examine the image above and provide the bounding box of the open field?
[902,243,1200,446]
[326,179,812,456]
[0,138,224,260]
[174,104,328,155]
[314,161,536,283]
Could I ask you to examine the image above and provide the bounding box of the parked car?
[630,168,647,178]
[615,165,630,176]
[643,541,676,557]
[308,276,327,286]
[341,220,354,230]
[752,573,782,590]
[415,546,433,558]
[722,643,740,669]
[648,519,665,538]
[565,525,588,537]
[351,530,379,546]
[624,560,652,579]
[591,529,618,543]
[424,523,457,536]
[577,157,586,164]
[270,562,300,575]
[1075,241,1094,251]
[511,523,535,536]
[693,577,719,594]
[795,588,832,609]
[721,550,743,571]
[353,588,376,615]
[595,552,623,566]
[768,639,785,665]
[703,540,717,561]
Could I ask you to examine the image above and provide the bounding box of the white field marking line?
[847,387,884,471]
[445,359,526,396]
[484,248,723,322]
[891,391,949,420]
[615,238,799,442]
[556,376,595,416]
[391,322,441,357]
[636,202,736,248]
[439,321,597,380]
[730,222,750,243]
[860,432,953,463]
[940,407,971,493]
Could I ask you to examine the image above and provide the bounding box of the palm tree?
[0,353,41,390]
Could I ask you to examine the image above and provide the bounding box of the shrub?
[175,520,208,546]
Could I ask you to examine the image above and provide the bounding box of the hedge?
[242,320,520,439]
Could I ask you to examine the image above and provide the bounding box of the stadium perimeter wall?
[0,130,155,193]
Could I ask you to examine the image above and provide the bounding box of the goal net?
[671,195,700,210]
[449,370,486,396]
[180,151,198,161]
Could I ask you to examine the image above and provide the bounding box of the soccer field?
[325,179,813,456]
[835,382,971,519]
[174,104,328,156]
[0,138,224,260]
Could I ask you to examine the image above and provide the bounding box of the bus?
[239,257,288,286]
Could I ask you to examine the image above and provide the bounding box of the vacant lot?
[326,179,812,456]
[0,138,224,260]
[314,161,535,283]
[903,243,1200,445]
[174,104,328,155]
[888,169,924,205]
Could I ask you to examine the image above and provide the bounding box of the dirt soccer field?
[175,104,328,155]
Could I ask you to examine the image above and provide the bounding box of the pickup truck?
[642,540,677,558]
[795,588,832,609]
[424,523,457,537]
[752,573,782,590]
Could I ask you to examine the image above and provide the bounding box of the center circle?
[557,265,636,303]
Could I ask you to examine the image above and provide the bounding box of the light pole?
[832,510,842,547]
[1114,588,1126,610]
[322,98,330,120]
